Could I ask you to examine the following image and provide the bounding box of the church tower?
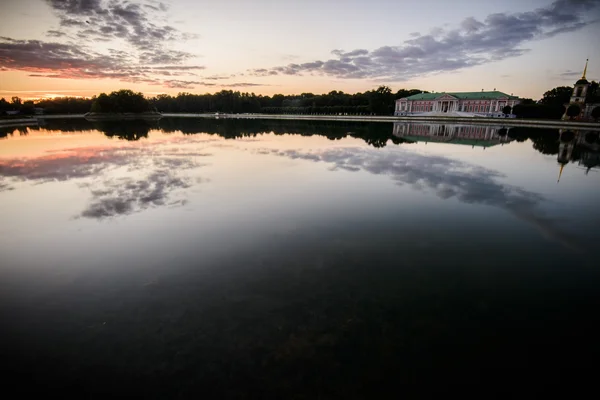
[562,59,589,120]
[570,59,589,103]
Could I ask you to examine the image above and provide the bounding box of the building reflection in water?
[392,122,512,149]
[393,122,600,181]
[557,129,600,181]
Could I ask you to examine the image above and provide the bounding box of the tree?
[513,103,563,119]
[395,89,425,99]
[592,106,600,122]
[90,90,151,113]
[90,93,112,113]
[368,86,394,115]
[11,96,22,107]
[21,100,35,115]
[502,105,512,115]
[0,97,9,114]
[566,104,581,120]
[540,86,572,106]
[586,81,599,103]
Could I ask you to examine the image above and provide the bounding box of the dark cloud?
[46,30,67,37]
[204,74,236,80]
[160,79,204,89]
[248,0,600,81]
[220,82,269,88]
[151,65,206,71]
[43,0,191,58]
[0,1,203,89]
[250,68,278,77]
[0,38,139,78]
[0,37,204,87]
[263,146,584,252]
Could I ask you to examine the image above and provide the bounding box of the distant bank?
[161,113,600,130]
[84,112,163,121]
[5,113,599,131]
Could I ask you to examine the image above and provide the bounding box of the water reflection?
[1,118,599,395]
[0,140,209,217]
[1,119,598,221]
[94,120,158,141]
[392,121,513,148]
[260,146,583,252]
[557,129,600,175]
[5,119,599,176]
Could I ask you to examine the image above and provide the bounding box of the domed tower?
[562,59,590,120]
[571,59,589,102]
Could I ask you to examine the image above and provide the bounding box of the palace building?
[395,90,521,118]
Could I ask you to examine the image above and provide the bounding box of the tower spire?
[557,163,565,183]
[582,58,588,80]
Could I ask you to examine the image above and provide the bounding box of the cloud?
[220,82,269,88]
[0,37,204,88]
[248,0,600,81]
[204,74,236,80]
[559,69,584,79]
[0,1,203,89]
[159,79,204,89]
[151,65,206,71]
[43,0,192,56]
[46,30,67,38]
[262,146,584,252]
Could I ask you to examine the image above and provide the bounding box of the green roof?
[401,91,519,100]
[402,136,503,147]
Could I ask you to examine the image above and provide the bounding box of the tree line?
[512,81,600,120]
[1,83,599,120]
[0,87,423,117]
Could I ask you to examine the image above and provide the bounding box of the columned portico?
[433,95,460,113]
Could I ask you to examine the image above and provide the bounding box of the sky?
[0,0,599,100]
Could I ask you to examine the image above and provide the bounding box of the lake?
[1,118,599,396]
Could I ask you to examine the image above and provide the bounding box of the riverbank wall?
[8,113,600,130]
[163,113,600,130]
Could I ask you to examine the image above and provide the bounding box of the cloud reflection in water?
[265,147,584,253]
[0,143,210,219]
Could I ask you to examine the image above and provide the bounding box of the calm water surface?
[1,119,599,396]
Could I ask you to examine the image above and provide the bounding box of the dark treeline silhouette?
[149,86,423,116]
[0,87,423,116]
[0,96,93,115]
[512,81,600,119]
[1,83,598,119]
[90,89,152,113]
[3,118,592,159]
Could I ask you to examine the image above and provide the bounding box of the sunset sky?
[0,0,598,100]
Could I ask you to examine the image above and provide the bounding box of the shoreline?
[0,118,39,128]
[5,113,598,130]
